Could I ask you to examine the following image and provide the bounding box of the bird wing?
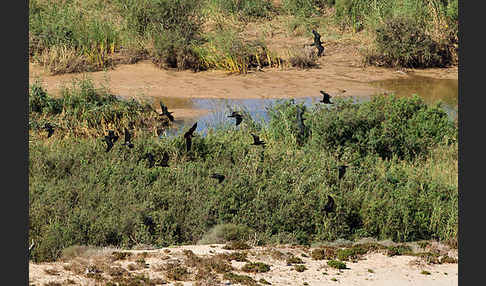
[185,122,197,138]
[185,136,192,152]
[235,116,242,126]
[105,139,113,152]
[124,128,131,142]
[162,152,169,164]
[160,101,168,114]
[167,113,174,121]
[251,134,259,143]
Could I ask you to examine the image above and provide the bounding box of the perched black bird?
[107,130,119,143]
[184,122,198,152]
[121,128,134,148]
[101,136,114,152]
[338,165,349,180]
[159,100,174,122]
[228,111,243,126]
[210,173,225,184]
[158,151,170,167]
[319,90,333,104]
[43,123,54,138]
[323,195,336,213]
[251,133,266,147]
[311,29,325,57]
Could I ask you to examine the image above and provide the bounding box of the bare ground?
[29,37,458,120]
[29,243,458,286]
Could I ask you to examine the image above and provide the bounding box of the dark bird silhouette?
[210,173,225,183]
[184,122,198,152]
[311,29,325,57]
[159,100,174,122]
[319,90,333,104]
[324,195,336,213]
[121,128,134,148]
[228,111,243,126]
[338,165,349,180]
[43,123,54,138]
[107,130,119,143]
[101,136,114,152]
[296,107,306,145]
[251,133,266,147]
[143,152,156,168]
[158,151,170,167]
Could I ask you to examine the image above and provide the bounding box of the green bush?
[135,0,205,70]
[281,0,328,17]
[198,223,254,244]
[207,0,276,21]
[29,94,457,262]
[365,16,453,68]
[28,78,160,137]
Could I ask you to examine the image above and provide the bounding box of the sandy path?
[29,244,458,286]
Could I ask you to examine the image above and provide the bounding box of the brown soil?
[29,21,458,120]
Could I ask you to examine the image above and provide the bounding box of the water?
[156,75,458,137]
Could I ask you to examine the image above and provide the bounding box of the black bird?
[121,128,134,148]
[159,100,174,122]
[101,136,114,152]
[107,130,119,143]
[338,165,349,180]
[158,151,170,167]
[297,106,306,129]
[323,195,336,213]
[184,122,198,152]
[228,111,243,126]
[143,152,156,168]
[43,123,54,138]
[210,173,225,184]
[319,90,333,104]
[251,133,266,147]
[311,29,325,57]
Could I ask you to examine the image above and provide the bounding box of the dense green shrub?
[29,86,457,262]
[28,79,161,136]
[269,95,455,160]
[281,0,328,17]
[365,16,453,68]
[207,0,276,21]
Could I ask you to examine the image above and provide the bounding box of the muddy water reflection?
[157,75,458,137]
[370,74,458,107]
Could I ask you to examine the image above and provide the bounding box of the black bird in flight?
[228,111,243,126]
[324,195,336,213]
[251,133,266,147]
[319,90,333,104]
[210,173,225,184]
[296,107,306,145]
[158,151,170,167]
[184,122,198,152]
[101,136,114,152]
[159,100,174,122]
[311,29,325,57]
[107,130,119,143]
[43,123,54,138]
[338,165,349,180]
[121,128,134,148]
[143,152,156,168]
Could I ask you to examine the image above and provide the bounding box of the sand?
[29,244,458,286]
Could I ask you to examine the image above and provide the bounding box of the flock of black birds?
[38,30,348,215]
[40,89,348,214]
